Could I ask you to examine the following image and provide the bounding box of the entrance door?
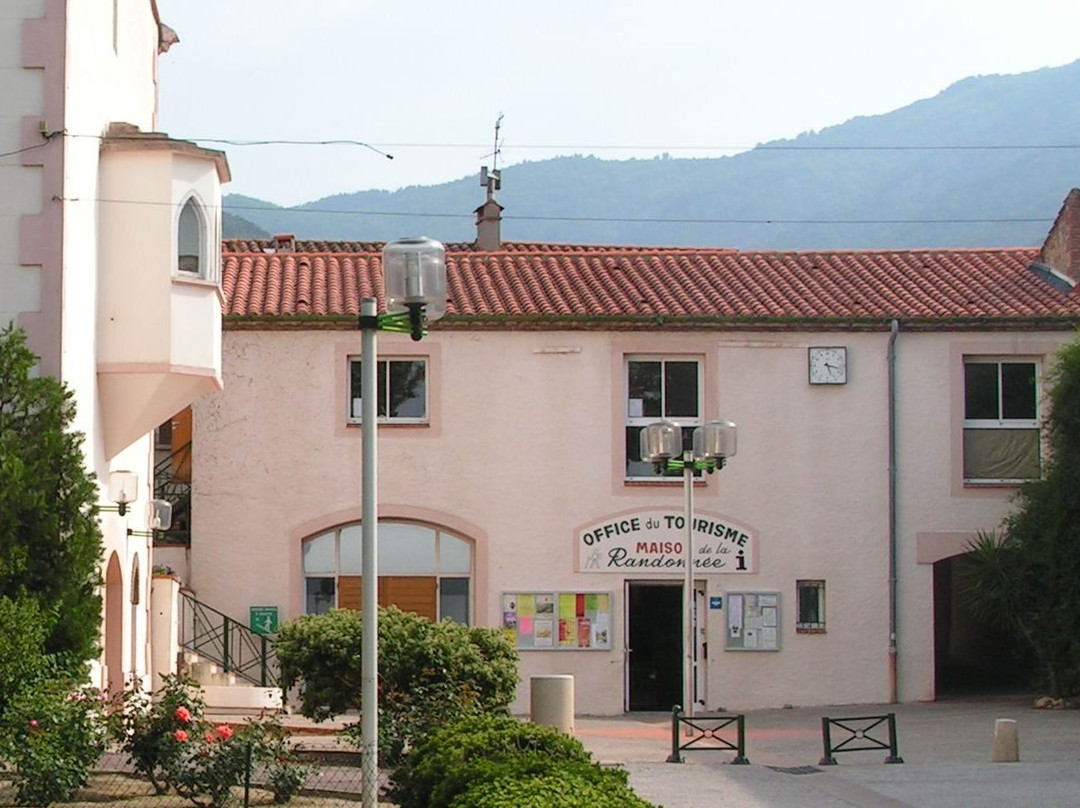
[626,581,683,711]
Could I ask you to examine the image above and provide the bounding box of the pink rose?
[173,729,188,743]
[204,732,216,744]
[216,724,234,741]
[29,719,38,728]
[174,706,191,724]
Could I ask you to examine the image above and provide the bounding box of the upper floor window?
[177,198,206,277]
[348,358,427,423]
[963,360,1040,483]
[796,579,826,633]
[624,357,701,478]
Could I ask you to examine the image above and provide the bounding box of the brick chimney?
[1038,188,1080,280]
[271,233,296,253]
[474,166,503,251]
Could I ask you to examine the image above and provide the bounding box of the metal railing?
[819,713,904,765]
[154,442,192,545]
[666,705,749,764]
[179,590,280,687]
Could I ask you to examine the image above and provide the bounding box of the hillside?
[224,59,1080,249]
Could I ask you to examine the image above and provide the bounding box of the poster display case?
[502,591,613,650]
[725,591,780,651]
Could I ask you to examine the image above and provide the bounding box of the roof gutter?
[887,318,900,703]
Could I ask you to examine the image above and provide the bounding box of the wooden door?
[337,576,437,620]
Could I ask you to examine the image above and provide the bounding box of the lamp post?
[640,420,736,718]
[358,237,446,808]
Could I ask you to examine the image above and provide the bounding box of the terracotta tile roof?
[220,244,1080,328]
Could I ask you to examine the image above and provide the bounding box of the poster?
[726,592,780,651]
[503,591,613,650]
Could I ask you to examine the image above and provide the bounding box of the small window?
[624,357,701,478]
[796,580,825,633]
[348,358,427,423]
[178,198,205,276]
[963,360,1040,483]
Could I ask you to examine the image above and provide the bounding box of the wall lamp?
[99,470,139,516]
[127,500,174,538]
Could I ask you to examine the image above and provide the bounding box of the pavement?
[221,697,1080,807]
[572,698,1080,807]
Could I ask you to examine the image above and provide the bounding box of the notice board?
[502,592,613,651]
[725,591,780,651]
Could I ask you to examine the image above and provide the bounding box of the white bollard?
[992,718,1020,762]
[530,675,575,734]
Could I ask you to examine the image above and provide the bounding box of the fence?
[179,591,280,687]
[666,705,749,765]
[819,713,904,765]
[0,745,389,807]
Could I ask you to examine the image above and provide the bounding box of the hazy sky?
[156,1,1080,207]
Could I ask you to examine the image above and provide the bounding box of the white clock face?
[808,347,847,385]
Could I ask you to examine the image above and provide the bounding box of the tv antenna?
[480,112,504,201]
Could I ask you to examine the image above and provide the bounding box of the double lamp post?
[640,419,736,719]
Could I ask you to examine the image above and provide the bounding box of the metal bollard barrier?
[666,705,749,765]
[819,713,903,765]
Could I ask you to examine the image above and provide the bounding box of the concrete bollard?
[530,675,574,734]
[992,718,1020,762]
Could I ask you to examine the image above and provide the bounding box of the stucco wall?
[190,326,1072,713]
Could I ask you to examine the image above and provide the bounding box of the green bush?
[0,680,107,806]
[0,597,50,718]
[276,606,519,764]
[389,715,594,808]
[108,674,206,794]
[450,768,657,808]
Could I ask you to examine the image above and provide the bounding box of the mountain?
[224,59,1080,250]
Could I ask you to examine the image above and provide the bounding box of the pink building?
[184,191,1080,714]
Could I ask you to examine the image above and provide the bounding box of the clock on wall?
[808,346,847,385]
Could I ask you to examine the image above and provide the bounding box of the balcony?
[96,124,230,459]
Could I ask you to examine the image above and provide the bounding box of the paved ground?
[573,698,1080,807]
[211,698,1080,806]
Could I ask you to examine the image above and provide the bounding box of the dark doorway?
[627,582,683,711]
[934,555,1033,696]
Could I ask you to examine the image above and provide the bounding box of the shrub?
[389,715,593,808]
[0,597,50,718]
[0,680,107,806]
[450,768,657,808]
[169,721,258,808]
[276,606,519,764]
[108,674,206,794]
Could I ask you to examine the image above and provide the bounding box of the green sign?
[249,606,279,636]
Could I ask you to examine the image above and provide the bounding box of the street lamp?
[357,237,446,808]
[640,419,736,719]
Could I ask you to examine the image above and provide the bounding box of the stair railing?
[179,590,279,687]
[153,442,193,545]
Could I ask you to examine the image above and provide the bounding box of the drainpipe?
[887,319,899,703]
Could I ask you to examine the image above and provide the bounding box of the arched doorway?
[104,553,124,696]
[933,553,1032,696]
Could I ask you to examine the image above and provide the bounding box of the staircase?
[179,590,283,715]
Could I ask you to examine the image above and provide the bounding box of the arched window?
[302,522,472,624]
[177,197,205,276]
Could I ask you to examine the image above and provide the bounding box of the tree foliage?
[963,336,1080,697]
[275,606,519,763]
[0,324,103,664]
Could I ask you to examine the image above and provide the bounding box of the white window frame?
[301,522,472,623]
[795,580,826,633]
[962,358,1040,484]
[176,194,208,280]
[624,355,703,480]
[347,357,429,425]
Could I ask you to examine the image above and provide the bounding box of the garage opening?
[933,554,1033,696]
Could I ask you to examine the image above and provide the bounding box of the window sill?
[962,481,1025,489]
[624,479,708,488]
[796,627,826,635]
[172,274,225,305]
[345,421,430,429]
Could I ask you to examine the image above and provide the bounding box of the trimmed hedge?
[450,769,655,808]
[390,715,657,808]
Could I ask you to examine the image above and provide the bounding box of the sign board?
[709,596,723,610]
[577,508,757,574]
[725,592,779,651]
[502,592,612,651]
[249,606,279,636]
